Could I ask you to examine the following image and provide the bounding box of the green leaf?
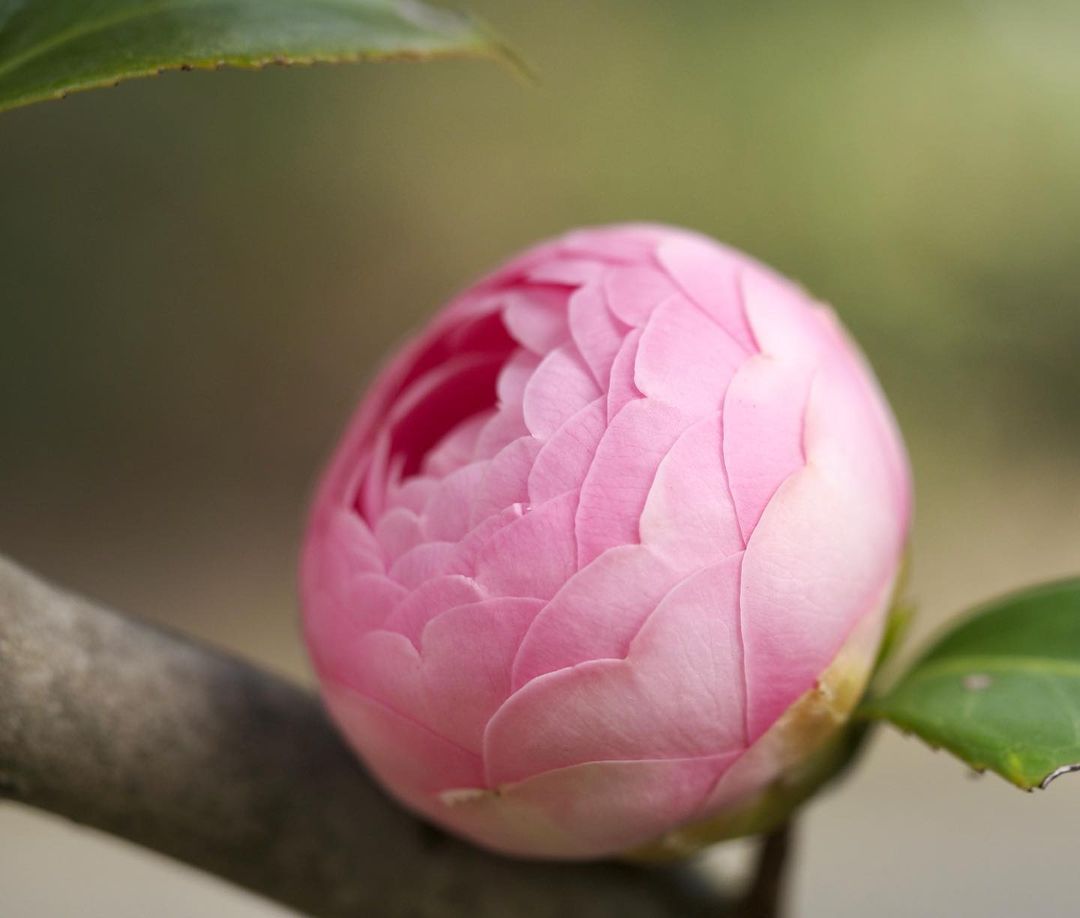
[864,578,1080,790]
[0,0,513,115]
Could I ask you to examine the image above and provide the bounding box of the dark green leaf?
[864,578,1080,789]
[0,0,512,114]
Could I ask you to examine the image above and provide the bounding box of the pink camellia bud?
[301,224,911,859]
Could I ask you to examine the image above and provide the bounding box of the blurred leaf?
[865,579,1080,790]
[0,0,512,114]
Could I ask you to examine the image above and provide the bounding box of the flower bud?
[301,224,911,859]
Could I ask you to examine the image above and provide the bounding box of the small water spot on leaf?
[962,673,993,692]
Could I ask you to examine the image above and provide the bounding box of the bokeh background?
[3,1,1079,915]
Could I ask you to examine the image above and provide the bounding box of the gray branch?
[0,555,736,918]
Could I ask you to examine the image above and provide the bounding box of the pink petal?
[421,461,488,542]
[575,399,688,567]
[389,541,467,590]
[657,237,756,351]
[739,363,905,741]
[421,411,491,479]
[385,474,439,514]
[522,345,602,439]
[474,490,578,599]
[511,544,680,689]
[495,351,540,406]
[485,555,746,784]
[323,682,484,797]
[470,436,543,526]
[373,507,424,563]
[738,262,823,364]
[502,287,570,354]
[603,265,680,327]
[605,328,643,421]
[526,258,607,287]
[722,355,813,543]
[420,598,544,752]
[383,574,486,644]
[473,401,529,460]
[437,754,737,859]
[634,294,746,415]
[567,281,627,387]
[302,572,407,676]
[640,417,743,568]
[527,399,606,505]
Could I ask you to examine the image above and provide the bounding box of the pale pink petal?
[473,402,529,460]
[567,281,627,387]
[323,682,484,795]
[739,363,904,740]
[470,436,542,526]
[511,544,680,689]
[422,462,488,542]
[575,399,688,567]
[385,474,439,514]
[373,507,425,563]
[383,574,486,644]
[495,351,541,406]
[722,355,813,543]
[474,490,578,599]
[657,237,756,350]
[603,265,680,327]
[437,754,737,859]
[739,262,823,364]
[606,328,644,421]
[420,598,544,752]
[640,417,743,568]
[634,294,746,415]
[527,399,606,505]
[502,288,570,353]
[486,556,746,784]
[526,258,607,287]
[302,572,407,675]
[522,345,602,439]
[388,541,467,589]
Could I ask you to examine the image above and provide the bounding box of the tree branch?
[0,554,731,917]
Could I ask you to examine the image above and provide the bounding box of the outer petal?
[739,360,904,740]
[434,754,738,859]
[721,355,813,543]
[485,556,746,785]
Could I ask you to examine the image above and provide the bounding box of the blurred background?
[2,1,1079,914]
